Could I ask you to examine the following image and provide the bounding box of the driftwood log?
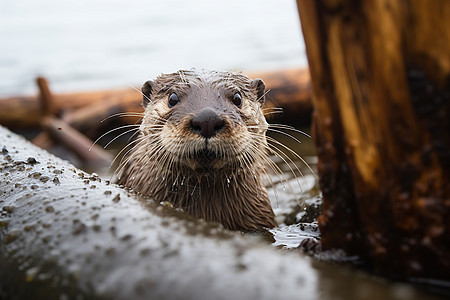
[2,125,438,300]
[0,68,312,130]
[0,88,142,130]
[31,78,114,169]
[297,0,450,281]
[0,125,314,299]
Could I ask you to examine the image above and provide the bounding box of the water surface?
[0,0,306,97]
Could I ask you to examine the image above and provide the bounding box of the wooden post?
[297,0,450,280]
[36,77,58,116]
[33,77,58,149]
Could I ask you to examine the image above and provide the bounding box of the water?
[0,0,307,97]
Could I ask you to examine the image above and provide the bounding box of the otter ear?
[141,80,154,107]
[251,78,266,106]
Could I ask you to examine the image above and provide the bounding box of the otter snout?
[190,107,225,138]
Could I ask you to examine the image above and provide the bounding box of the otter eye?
[232,93,242,108]
[168,93,179,108]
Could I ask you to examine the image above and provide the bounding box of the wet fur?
[117,70,277,231]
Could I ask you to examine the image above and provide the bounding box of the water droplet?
[171,180,178,191]
[226,178,231,187]
[26,267,40,282]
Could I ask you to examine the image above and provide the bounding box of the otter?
[117,70,277,231]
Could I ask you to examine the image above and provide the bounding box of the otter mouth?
[184,148,229,170]
[192,149,220,163]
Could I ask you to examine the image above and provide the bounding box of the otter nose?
[190,107,225,138]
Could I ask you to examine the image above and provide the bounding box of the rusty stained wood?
[297,0,450,280]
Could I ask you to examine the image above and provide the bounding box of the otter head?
[139,70,269,172]
[118,70,277,231]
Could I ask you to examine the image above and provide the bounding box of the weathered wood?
[0,126,439,300]
[1,125,311,299]
[248,68,312,122]
[0,89,142,129]
[32,77,58,149]
[31,131,55,149]
[297,0,450,280]
[61,95,143,138]
[40,116,113,168]
[36,77,57,116]
[0,68,312,129]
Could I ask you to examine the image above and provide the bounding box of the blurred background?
[0,0,307,97]
[0,0,318,250]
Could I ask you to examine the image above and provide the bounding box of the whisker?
[269,124,312,139]
[90,124,141,151]
[265,137,304,192]
[267,127,303,145]
[128,84,154,105]
[101,112,145,123]
[103,127,139,149]
[256,89,271,103]
[115,135,159,176]
[110,136,142,171]
[106,132,143,178]
[266,136,317,180]
[114,138,147,177]
[262,107,283,111]
[248,137,292,187]
[263,111,284,117]
[260,166,280,208]
[254,154,282,206]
